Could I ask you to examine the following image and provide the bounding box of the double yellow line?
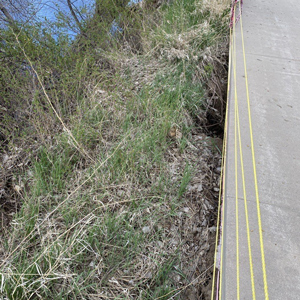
[211,2,269,299]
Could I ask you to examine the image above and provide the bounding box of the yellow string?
[235,76,257,299]
[235,99,257,299]
[232,8,240,299]
[239,2,269,299]
[210,69,227,300]
[217,26,232,300]
[213,2,269,299]
[232,2,257,298]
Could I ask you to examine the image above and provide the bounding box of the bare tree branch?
[67,0,85,34]
[0,1,15,25]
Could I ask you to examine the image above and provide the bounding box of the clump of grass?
[0,0,230,299]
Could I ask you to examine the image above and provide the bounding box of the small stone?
[89,261,95,268]
[2,154,9,165]
[182,207,189,213]
[209,226,217,232]
[203,200,213,210]
[142,226,151,234]
[197,184,203,192]
[213,187,220,192]
[168,126,177,138]
[14,185,21,194]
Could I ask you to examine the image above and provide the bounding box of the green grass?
[0,0,230,299]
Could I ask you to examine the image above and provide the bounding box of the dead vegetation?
[0,0,230,299]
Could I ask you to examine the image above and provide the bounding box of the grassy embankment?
[0,0,229,299]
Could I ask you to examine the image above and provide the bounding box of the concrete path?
[221,0,300,299]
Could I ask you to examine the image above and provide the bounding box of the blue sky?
[33,0,142,39]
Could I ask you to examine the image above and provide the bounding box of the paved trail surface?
[221,0,300,298]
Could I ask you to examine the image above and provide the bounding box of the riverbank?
[0,1,230,299]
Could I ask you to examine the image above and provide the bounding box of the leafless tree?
[0,2,14,24]
[0,0,90,31]
[66,0,85,33]
[0,0,34,25]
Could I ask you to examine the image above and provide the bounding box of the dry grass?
[0,0,230,299]
[201,0,231,16]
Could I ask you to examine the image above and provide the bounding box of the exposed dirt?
[197,41,229,139]
[166,42,228,299]
[163,131,222,299]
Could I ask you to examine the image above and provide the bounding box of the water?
[34,0,94,39]
[34,0,142,39]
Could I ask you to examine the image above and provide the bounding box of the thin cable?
[232,2,257,298]
[239,3,269,299]
[210,24,232,300]
[232,9,240,298]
